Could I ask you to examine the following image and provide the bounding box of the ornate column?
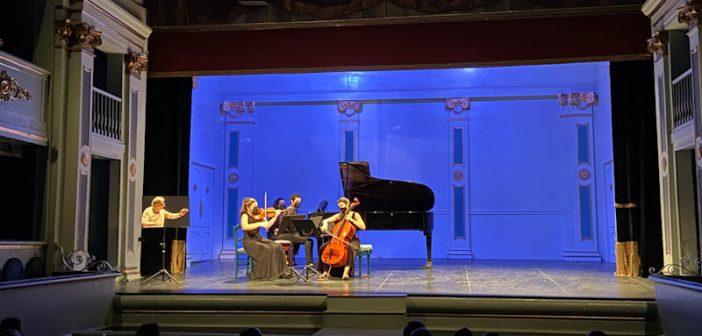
[648,31,682,267]
[120,51,148,279]
[338,100,362,166]
[445,98,472,259]
[679,0,702,267]
[558,92,601,261]
[55,19,102,252]
[220,101,256,259]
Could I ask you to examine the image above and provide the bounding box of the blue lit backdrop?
[189,63,616,262]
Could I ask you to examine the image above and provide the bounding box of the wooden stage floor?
[116,258,655,299]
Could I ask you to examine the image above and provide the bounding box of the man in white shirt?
[140,196,189,275]
[141,196,189,228]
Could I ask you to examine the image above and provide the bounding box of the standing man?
[141,196,189,228]
[140,196,189,275]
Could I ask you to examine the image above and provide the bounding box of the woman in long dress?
[318,197,366,280]
[240,197,288,280]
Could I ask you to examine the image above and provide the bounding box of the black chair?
[24,257,45,279]
[1,258,24,281]
[234,224,253,279]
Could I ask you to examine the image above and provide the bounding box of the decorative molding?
[337,100,362,116]
[649,256,701,275]
[0,70,31,101]
[578,168,591,181]
[444,97,470,113]
[221,100,256,117]
[696,136,702,167]
[0,38,3,48]
[125,52,148,78]
[558,92,598,110]
[228,172,239,184]
[128,157,137,182]
[56,19,103,50]
[660,152,668,177]
[647,31,667,57]
[55,244,117,272]
[678,0,702,28]
[79,145,91,176]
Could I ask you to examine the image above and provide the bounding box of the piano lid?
[339,161,435,212]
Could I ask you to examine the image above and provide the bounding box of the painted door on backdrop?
[188,162,215,262]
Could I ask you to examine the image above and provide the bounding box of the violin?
[320,197,360,268]
[252,207,279,220]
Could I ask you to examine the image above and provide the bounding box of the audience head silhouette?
[0,318,20,333]
[403,320,426,336]
[454,327,473,336]
[134,322,160,336]
[240,327,263,336]
[587,331,607,336]
[0,318,21,336]
[409,327,432,336]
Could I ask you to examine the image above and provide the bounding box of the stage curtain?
[171,240,186,274]
[615,241,641,277]
[270,0,383,19]
[270,0,499,18]
[389,0,497,13]
[524,0,644,9]
[146,0,246,26]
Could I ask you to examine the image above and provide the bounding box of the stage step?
[102,293,660,335]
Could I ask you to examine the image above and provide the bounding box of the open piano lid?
[339,161,435,212]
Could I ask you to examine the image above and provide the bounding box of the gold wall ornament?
[647,31,667,57]
[0,70,32,101]
[221,101,255,117]
[558,92,598,110]
[125,52,148,77]
[0,38,3,48]
[56,19,103,50]
[678,0,702,28]
[444,97,470,113]
[337,100,362,116]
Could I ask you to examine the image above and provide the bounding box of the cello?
[320,197,360,268]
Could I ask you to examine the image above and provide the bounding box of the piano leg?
[425,232,432,269]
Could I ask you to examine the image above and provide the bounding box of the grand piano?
[339,161,435,267]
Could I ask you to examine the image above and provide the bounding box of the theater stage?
[105,259,659,335]
[118,259,653,299]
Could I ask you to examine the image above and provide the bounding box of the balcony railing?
[672,69,694,130]
[91,87,122,141]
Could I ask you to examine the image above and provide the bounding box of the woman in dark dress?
[240,197,288,280]
[318,197,366,280]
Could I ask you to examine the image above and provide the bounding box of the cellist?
[318,197,366,280]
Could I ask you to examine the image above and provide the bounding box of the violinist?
[318,197,366,280]
[240,197,289,280]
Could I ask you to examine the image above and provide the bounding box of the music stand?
[279,215,305,235]
[293,219,324,280]
[308,212,338,246]
[141,196,190,285]
[271,215,306,282]
[141,225,180,284]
